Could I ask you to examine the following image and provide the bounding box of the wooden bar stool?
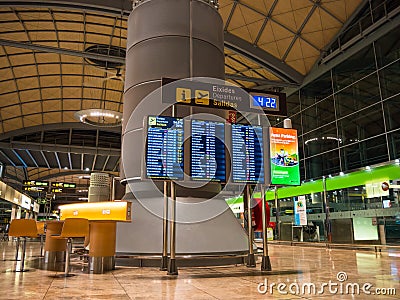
[8,219,39,272]
[52,218,89,277]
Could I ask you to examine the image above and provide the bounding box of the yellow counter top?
[59,201,131,222]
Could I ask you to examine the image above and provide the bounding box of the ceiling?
[0,0,378,203]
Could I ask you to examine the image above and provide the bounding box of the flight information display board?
[231,124,264,183]
[145,116,184,180]
[191,120,225,182]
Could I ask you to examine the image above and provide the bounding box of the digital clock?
[250,93,280,111]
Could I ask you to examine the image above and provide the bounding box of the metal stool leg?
[14,237,30,272]
[15,237,20,261]
[65,238,72,276]
[20,238,26,272]
[40,234,44,257]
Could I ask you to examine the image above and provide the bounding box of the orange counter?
[58,201,132,273]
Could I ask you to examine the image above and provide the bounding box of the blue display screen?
[191,120,226,182]
[231,124,264,184]
[251,94,279,110]
[146,116,184,180]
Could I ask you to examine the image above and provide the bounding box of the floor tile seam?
[112,270,134,300]
[183,280,221,300]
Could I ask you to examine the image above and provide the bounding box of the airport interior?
[0,0,399,299]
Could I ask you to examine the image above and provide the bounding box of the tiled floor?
[0,240,399,299]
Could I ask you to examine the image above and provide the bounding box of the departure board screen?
[191,120,225,182]
[145,116,184,180]
[231,124,264,183]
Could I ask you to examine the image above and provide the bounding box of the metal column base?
[167,258,178,275]
[246,253,256,267]
[44,251,65,264]
[160,256,168,271]
[89,256,115,274]
[261,256,272,271]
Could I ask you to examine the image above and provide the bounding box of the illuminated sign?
[231,124,264,184]
[51,188,63,193]
[294,196,307,226]
[51,182,76,188]
[162,78,287,116]
[190,119,226,182]
[23,180,49,187]
[145,116,184,180]
[59,201,131,221]
[270,127,300,186]
[24,186,46,192]
[250,93,279,111]
[21,195,31,210]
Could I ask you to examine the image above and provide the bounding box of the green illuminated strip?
[226,164,400,204]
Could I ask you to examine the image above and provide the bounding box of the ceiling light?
[74,109,123,127]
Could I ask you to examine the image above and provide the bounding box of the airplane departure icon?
[195,90,210,105]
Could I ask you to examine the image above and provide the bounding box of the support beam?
[40,151,51,169]
[224,32,304,84]
[0,0,132,16]
[303,10,400,88]
[0,141,120,157]
[0,122,120,142]
[225,74,300,88]
[11,149,27,167]
[54,152,62,169]
[102,155,110,172]
[68,152,73,170]
[25,149,39,167]
[0,149,16,166]
[0,38,126,65]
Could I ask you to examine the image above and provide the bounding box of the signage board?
[231,124,264,183]
[33,202,40,213]
[23,180,49,187]
[51,182,76,188]
[162,78,287,116]
[294,195,307,226]
[144,116,184,180]
[21,194,32,210]
[190,119,226,182]
[269,127,300,186]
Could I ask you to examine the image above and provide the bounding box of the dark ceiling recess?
[84,44,126,69]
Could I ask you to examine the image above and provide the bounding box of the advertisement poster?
[294,195,307,226]
[269,127,300,185]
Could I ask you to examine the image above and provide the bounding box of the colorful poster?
[269,127,300,185]
[294,195,307,226]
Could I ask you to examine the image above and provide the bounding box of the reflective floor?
[0,240,399,299]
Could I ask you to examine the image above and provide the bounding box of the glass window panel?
[291,114,301,133]
[302,96,335,133]
[379,60,400,99]
[341,135,388,171]
[383,94,400,131]
[303,124,339,157]
[338,103,384,146]
[287,92,300,115]
[375,28,400,68]
[300,71,332,108]
[388,130,400,160]
[304,149,340,179]
[332,45,376,91]
[335,72,380,119]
